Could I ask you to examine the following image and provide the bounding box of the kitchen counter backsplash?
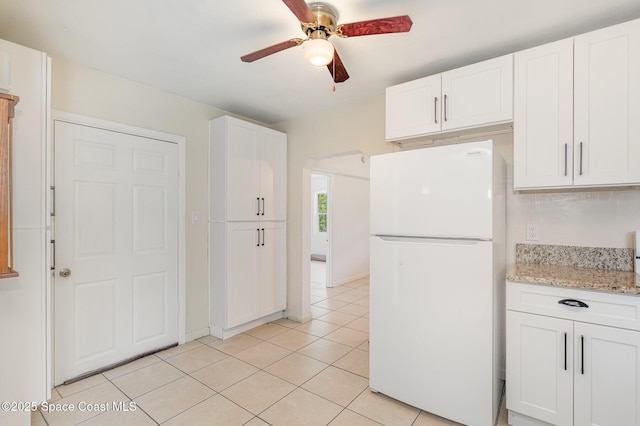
[515,243,634,272]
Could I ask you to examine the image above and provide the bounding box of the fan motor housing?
[303,3,338,34]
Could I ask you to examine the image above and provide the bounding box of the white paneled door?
[54,121,179,385]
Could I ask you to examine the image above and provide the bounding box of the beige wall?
[277,103,640,320]
[274,95,394,320]
[483,130,640,265]
[51,56,229,338]
[329,174,370,286]
[501,135,640,264]
[50,55,640,332]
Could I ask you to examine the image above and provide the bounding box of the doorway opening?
[310,173,330,290]
[303,151,370,321]
[310,173,330,309]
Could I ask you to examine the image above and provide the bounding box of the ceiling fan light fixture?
[303,31,334,66]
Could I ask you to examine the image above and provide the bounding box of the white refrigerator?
[369,140,506,426]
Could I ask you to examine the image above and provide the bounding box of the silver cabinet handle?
[580,335,585,375]
[50,185,55,217]
[563,332,567,371]
[256,228,260,247]
[558,299,589,308]
[261,198,265,216]
[256,198,260,216]
[434,97,438,124]
[564,143,568,176]
[579,142,583,176]
[444,94,448,122]
[261,228,265,246]
[50,239,55,271]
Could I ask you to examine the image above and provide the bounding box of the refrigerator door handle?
[375,235,486,245]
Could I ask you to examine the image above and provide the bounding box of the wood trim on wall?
[0,93,19,278]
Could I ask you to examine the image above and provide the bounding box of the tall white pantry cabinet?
[209,115,287,339]
[0,39,50,425]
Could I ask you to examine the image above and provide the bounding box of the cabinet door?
[574,19,640,186]
[257,222,286,317]
[574,322,640,426]
[258,129,286,221]
[226,120,260,221]
[226,222,260,327]
[506,311,573,426]
[513,39,574,189]
[385,74,441,140]
[441,54,513,131]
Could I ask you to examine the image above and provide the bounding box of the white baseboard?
[209,311,284,339]
[508,410,553,426]
[328,273,369,288]
[287,312,313,323]
[185,327,210,342]
[0,409,30,426]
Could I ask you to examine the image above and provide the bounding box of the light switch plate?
[191,211,200,224]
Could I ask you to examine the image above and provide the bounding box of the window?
[316,192,327,233]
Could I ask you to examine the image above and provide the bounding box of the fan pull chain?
[332,57,336,92]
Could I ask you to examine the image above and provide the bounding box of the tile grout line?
[196,297,371,423]
[44,284,373,425]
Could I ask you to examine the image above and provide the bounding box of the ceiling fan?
[240,0,413,84]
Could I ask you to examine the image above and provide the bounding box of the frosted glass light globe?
[303,38,335,66]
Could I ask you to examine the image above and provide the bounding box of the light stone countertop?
[507,263,640,295]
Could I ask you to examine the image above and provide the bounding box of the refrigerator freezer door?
[370,140,494,239]
[370,236,495,425]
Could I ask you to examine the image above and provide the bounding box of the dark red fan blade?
[327,49,349,83]
[282,0,316,22]
[339,15,413,37]
[241,39,302,62]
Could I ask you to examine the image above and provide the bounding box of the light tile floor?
[33,277,509,426]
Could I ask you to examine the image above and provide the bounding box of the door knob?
[59,268,71,278]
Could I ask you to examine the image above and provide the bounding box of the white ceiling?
[1,0,640,124]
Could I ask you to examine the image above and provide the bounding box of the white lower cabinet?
[256,223,286,318]
[507,311,573,425]
[506,282,640,426]
[210,221,286,337]
[573,322,640,426]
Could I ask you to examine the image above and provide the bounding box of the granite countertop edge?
[507,263,640,296]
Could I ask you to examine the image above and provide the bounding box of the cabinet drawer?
[507,281,640,331]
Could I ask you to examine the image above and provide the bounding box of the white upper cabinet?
[514,18,640,189]
[224,121,261,221]
[386,74,441,140]
[257,129,287,221]
[574,19,640,186]
[440,54,513,131]
[513,38,574,189]
[385,54,513,141]
[210,116,287,222]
